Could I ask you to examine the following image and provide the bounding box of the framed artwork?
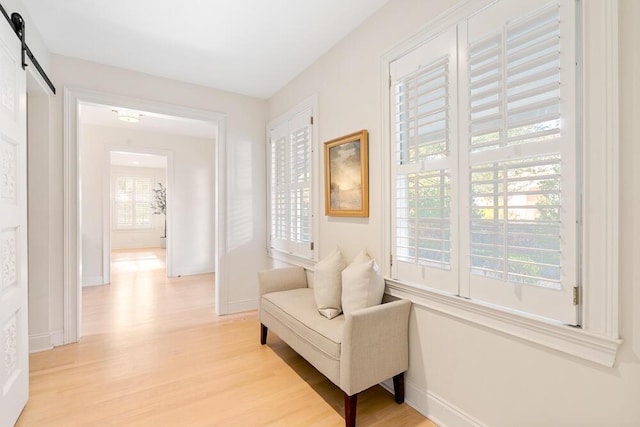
[324,130,369,217]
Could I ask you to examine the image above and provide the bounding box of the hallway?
[17,249,432,426]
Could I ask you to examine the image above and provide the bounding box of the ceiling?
[79,102,218,139]
[111,151,167,169]
[22,0,389,99]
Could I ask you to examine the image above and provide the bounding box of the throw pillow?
[313,249,346,319]
[341,250,385,315]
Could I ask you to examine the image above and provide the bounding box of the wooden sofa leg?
[260,323,268,345]
[344,393,358,427]
[393,373,405,404]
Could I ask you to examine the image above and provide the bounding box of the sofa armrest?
[258,267,308,298]
[340,299,411,396]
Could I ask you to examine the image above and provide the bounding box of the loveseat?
[258,266,411,427]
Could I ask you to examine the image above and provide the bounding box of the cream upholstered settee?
[258,266,411,427]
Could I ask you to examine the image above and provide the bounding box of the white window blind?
[268,107,314,260]
[290,124,311,244]
[468,155,562,288]
[391,26,458,294]
[114,176,153,230]
[271,129,288,244]
[390,0,578,324]
[395,57,453,268]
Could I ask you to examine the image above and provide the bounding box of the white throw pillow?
[341,250,385,315]
[313,249,346,319]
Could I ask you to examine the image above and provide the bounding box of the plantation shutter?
[268,107,314,259]
[459,0,578,323]
[116,177,134,227]
[270,123,289,251]
[288,113,312,253]
[390,26,458,293]
[388,0,577,324]
[115,175,153,230]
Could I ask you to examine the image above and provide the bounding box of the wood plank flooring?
[16,248,435,426]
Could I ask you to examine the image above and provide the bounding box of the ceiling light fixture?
[115,110,140,123]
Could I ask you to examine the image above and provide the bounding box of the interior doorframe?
[64,88,227,343]
[26,66,55,351]
[102,146,174,284]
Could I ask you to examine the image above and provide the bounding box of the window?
[384,0,620,366]
[268,101,316,261]
[114,175,153,230]
[390,0,577,324]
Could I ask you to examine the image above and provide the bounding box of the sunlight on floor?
[82,248,215,336]
[112,250,165,272]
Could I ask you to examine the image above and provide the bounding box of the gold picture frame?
[324,130,369,217]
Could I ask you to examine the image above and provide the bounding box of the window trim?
[266,94,319,266]
[381,0,620,366]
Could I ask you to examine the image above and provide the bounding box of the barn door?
[0,13,29,427]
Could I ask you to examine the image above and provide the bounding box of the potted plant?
[151,182,167,248]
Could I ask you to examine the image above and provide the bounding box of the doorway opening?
[67,93,224,342]
[106,150,169,283]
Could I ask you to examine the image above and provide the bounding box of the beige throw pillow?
[341,250,385,315]
[313,249,345,319]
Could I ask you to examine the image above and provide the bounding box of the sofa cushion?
[262,288,344,359]
[313,249,346,319]
[341,250,385,315]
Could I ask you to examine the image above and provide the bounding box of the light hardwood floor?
[16,248,435,426]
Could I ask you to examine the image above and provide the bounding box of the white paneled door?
[0,17,28,427]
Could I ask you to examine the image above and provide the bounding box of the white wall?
[269,0,459,265]
[79,123,215,284]
[268,0,640,425]
[110,166,167,251]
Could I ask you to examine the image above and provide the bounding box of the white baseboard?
[227,298,258,314]
[29,332,53,353]
[381,378,486,427]
[50,329,64,347]
[83,275,106,287]
[172,266,215,277]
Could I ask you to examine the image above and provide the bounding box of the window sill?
[113,228,154,233]
[385,279,621,367]
[268,248,316,270]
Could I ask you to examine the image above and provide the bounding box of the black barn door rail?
[0,2,55,94]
